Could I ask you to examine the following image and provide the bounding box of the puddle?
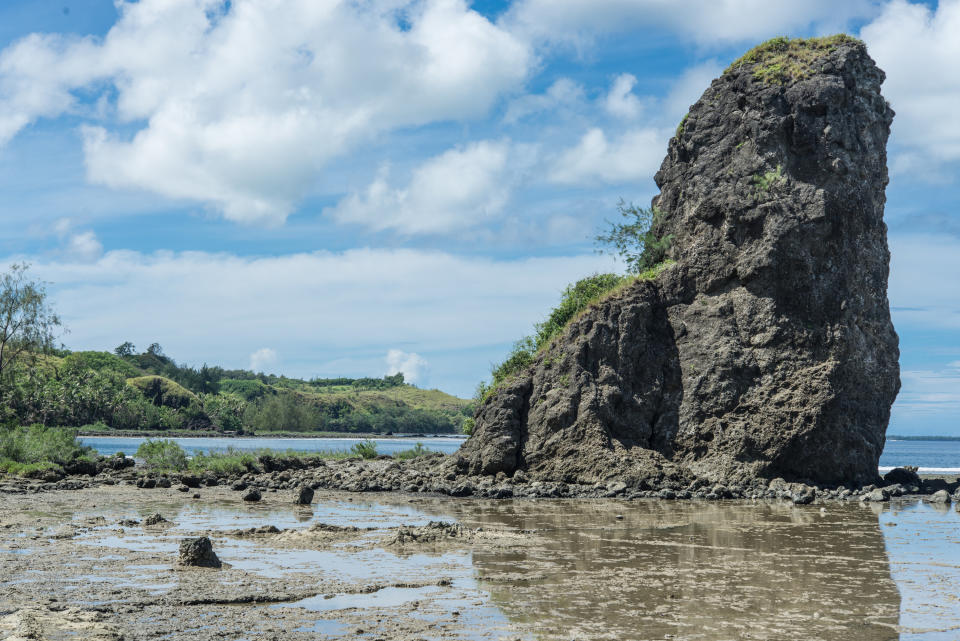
[881,500,960,639]
[221,538,470,581]
[6,488,960,640]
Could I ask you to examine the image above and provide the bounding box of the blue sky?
[0,0,957,435]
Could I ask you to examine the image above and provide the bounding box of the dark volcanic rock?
[242,488,262,502]
[883,466,920,486]
[460,38,899,486]
[178,537,221,568]
[293,485,314,505]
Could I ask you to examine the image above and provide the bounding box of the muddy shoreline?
[3,479,960,640]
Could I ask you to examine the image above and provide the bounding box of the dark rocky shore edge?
[2,454,957,506]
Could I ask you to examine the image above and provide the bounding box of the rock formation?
[458,36,900,486]
[178,536,222,568]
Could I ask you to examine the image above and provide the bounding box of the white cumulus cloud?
[549,127,666,186]
[861,0,960,173]
[328,140,528,234]
[386,349,428,383]
[18,247,616,391]
[65,231,104,263]
[604,73,644,120]
[0,0,532,224]
[249,347,279,373]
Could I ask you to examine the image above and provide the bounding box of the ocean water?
[79,435,466,459]
[79,434,960,474]
[879,439,960,473]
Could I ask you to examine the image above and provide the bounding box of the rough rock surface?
[458,38,899,486]
[293,485,314,505]
[178,536,222,568]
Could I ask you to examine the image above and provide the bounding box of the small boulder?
[143,513,168,526]
[861,488,889,502]
[180,475,202,488]
[930,490,952,504]
[883,466,920,486]
[922,478,950,494]
[242,488,261,502]
[178,537,221,568]
[230,480,248,492]
[294,486,314,505]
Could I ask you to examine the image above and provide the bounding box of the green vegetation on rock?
[752,164,785,193]
[596,201,674,274]
[476,199,678,402]
[725,34,862,85]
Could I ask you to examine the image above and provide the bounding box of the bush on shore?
[350,440,378,459]
[0,424,93,475]
[395,442,428,460]
[135,439,189,471]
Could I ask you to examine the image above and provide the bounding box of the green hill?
[3,345,472,435]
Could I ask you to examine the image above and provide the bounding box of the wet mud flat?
[1,486,959,641]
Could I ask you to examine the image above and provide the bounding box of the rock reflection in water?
[451,500,901,641]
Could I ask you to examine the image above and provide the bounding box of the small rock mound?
[178,536,222,568]
[389,521,464,545]
[143,513,169,526]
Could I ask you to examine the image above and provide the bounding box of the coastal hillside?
[2,344,472,435]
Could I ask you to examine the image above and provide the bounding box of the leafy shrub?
[0,424,92,467]
[462,417,475,436]
[135,439,188,471]
[596,201,674,273]
[201,393,247,432]
[350,440,378,459]
[189,447,258,476]
[62,351,140,378]
[395,442,428,460]
[219,378,272,401]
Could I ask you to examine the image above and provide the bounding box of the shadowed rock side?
[459,38,900,486]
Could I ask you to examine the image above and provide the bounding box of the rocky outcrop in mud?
[459,36,900,486]
[178,536,221,568]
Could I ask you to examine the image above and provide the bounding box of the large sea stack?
[458,36,900,486]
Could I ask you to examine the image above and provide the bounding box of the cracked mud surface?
[1,486,959,640]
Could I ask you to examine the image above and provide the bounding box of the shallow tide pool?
[1,487,959,640]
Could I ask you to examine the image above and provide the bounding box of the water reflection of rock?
[452,500,901,641]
